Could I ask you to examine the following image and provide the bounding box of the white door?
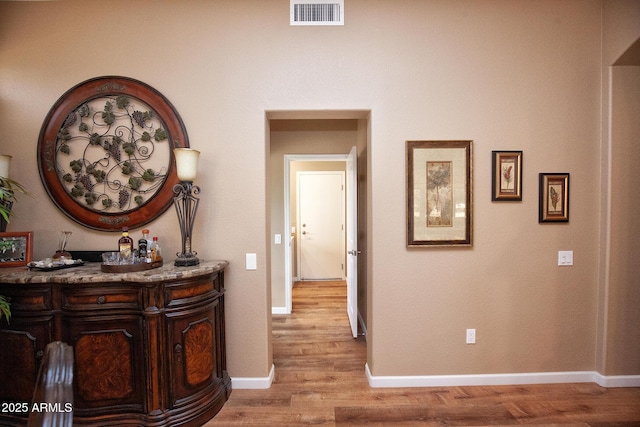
[346,146,359,338]
[297,171,345,280]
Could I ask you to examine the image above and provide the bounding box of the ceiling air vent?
[290,0,344,26]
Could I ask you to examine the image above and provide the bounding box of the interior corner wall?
[606,65,640,375]
[598,1,640,378]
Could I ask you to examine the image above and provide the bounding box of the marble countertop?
[0,260,228,284]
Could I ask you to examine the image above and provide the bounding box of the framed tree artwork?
[407,140,473,247]
[539,173,569,223]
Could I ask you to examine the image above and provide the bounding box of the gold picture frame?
[407,140,472,247]
[492,151,522,201]
[539,173,569,223]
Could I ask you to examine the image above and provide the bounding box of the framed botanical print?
[407,140,472,247]
[492,151,522,201]
[539,173,569,223]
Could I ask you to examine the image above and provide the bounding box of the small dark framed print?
[539,173,569,223]
[492,151,522,201]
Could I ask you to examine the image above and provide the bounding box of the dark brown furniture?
[0,260,230,427]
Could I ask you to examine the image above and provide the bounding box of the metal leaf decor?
[53,94,169,213]
[38,76,190,231]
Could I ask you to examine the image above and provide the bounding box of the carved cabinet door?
[0,316,53,403]
[166,300,218,408]
[0,285,54,405]
[64,314,146,415]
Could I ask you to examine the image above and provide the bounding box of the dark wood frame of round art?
[38,76,189,231]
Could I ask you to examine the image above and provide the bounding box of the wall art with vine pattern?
[38,76,190,231]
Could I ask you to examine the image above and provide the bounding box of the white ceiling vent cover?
[290,0,344,26]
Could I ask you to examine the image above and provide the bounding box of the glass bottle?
[150,236,162,261]
[118,227,134,259]
[138,229,151,263]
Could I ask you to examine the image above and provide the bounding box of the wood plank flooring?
[209,281,640,426]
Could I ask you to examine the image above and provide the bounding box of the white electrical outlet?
[558,250,573,266]
[466,328,476,344]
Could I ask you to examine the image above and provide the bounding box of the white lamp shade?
[0,155,11,178]
[174,148,200,182]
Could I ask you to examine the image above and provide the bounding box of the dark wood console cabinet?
[0,260,231,426]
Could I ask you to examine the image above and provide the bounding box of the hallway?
[210,281,640,425]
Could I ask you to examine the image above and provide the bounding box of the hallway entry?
[267,110,369,340]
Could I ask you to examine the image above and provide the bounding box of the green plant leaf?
[102,102,115,125]
[129,176,142,190]
[116,95,129,109]
[90,133,102,145]
[84,192,97,205]
[0,295,11,324]
[71,184,84,198]
[142,169,155,182]
[123,142,135,155]
[154,128,167,141]
[121,161,135,175]
[70,159,83,173]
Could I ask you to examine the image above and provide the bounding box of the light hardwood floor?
[209,281,640,426]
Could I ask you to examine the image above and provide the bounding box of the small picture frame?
[492,151,522,201]
[0,231,33,267]
[539,173,569,223]
[407,140,473,247]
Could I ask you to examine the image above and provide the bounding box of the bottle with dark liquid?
[139,229,151,263]
[118,227,134,259]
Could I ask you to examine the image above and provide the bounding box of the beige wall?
[0,0,637,381]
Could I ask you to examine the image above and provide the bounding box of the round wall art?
[37,76,189,231]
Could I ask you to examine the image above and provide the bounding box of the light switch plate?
[275,234,282,244]
[246,253,257,270]
[558,250,573,266]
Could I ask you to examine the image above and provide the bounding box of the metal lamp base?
[175,255,200,267]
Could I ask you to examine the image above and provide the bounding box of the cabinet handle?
[96,296,106,304]
[36,350,44,359]
[174,344,183,363]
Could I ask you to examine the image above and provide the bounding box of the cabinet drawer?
[165,274,220,309]
[0,285,52,311]
[62,286,142,311]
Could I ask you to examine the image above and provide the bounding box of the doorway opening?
[267,111,369,342]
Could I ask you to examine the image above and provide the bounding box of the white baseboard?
[594,372,640,387]
[229,364,640,390]
[272,306,289,314]
[365,364,640,388]
[231,364,275,389]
